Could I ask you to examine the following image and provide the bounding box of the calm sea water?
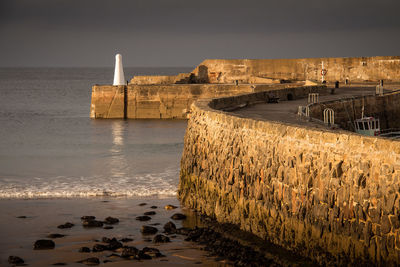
[0,67,192,198]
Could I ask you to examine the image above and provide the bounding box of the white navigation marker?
[113,54,125,86]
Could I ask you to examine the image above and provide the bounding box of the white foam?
[0,168,179,199]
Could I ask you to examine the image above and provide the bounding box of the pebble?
[92,244,108,252]
[57,222,74,229]
[8,256,24,264]
[139,203,147,206]
[104,216,119,224]
[77,257,100,266]
[142,247,164,257]
[103,226,113,230]
[47,233,65,238]
[144,211,156,216]
[79,247,91,253]
[136,215,151,221]
[171,213,187,220]
[137,250,152,260]
[141,225,158,235]
[121,246,139,258]
[81,216,96,221]
[176,227,191,235]
[163,221,176,234]
[34,239,55,250]
[107,239,123,250]
[164,204,178,210]
[153,234,170,243]
[82,220,103,228]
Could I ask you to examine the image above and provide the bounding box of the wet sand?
[0,197,225,266]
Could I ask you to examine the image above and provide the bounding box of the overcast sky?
[1,0,399,67]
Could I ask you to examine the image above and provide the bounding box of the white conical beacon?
[113,53,125,86]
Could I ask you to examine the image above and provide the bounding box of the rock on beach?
[34,239,55,250]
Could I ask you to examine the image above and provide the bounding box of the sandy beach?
[0,197,226,266]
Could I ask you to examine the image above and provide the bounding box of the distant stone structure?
[90,56,400,119]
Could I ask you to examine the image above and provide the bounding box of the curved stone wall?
[179,87,400,266]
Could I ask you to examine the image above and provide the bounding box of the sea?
[0,67,192,199]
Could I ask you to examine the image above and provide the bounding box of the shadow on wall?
[188,65,209,84]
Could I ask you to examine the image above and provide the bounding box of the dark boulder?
[103,226,113,230]
[16,216,27,219]
[153,234,170,243]
[8,256,24,264]
[171,213,186,220]
[47,233,65,238]
[107,239,122,250]
[101,237,113,243]
[92,244,108,252]
[34,239,55,250]
[150,206,157,209]
[139,203,147,206]
[79,247,91,253]
[163,221,176,234]
[136,216,151,221]
[141,225,158,235]
[121,246,139,258]
[104,216,119,224]
[82,220,103,228]
[176,227,190,235]
[57,222,74,229]
[144,211,156,216]
[81,216,96,221]
[137,250,152,260]
[142,247,164,257]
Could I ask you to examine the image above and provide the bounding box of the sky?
[0,0,399,67]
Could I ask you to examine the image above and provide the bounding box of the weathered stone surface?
[178,88,400,266]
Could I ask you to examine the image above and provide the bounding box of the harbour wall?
[179,86,400,265]
[90,83,301,119]
[190,56,400,84]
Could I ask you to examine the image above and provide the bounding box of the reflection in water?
[110,120,128,179]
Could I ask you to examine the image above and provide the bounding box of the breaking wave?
[0,168,179,199]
